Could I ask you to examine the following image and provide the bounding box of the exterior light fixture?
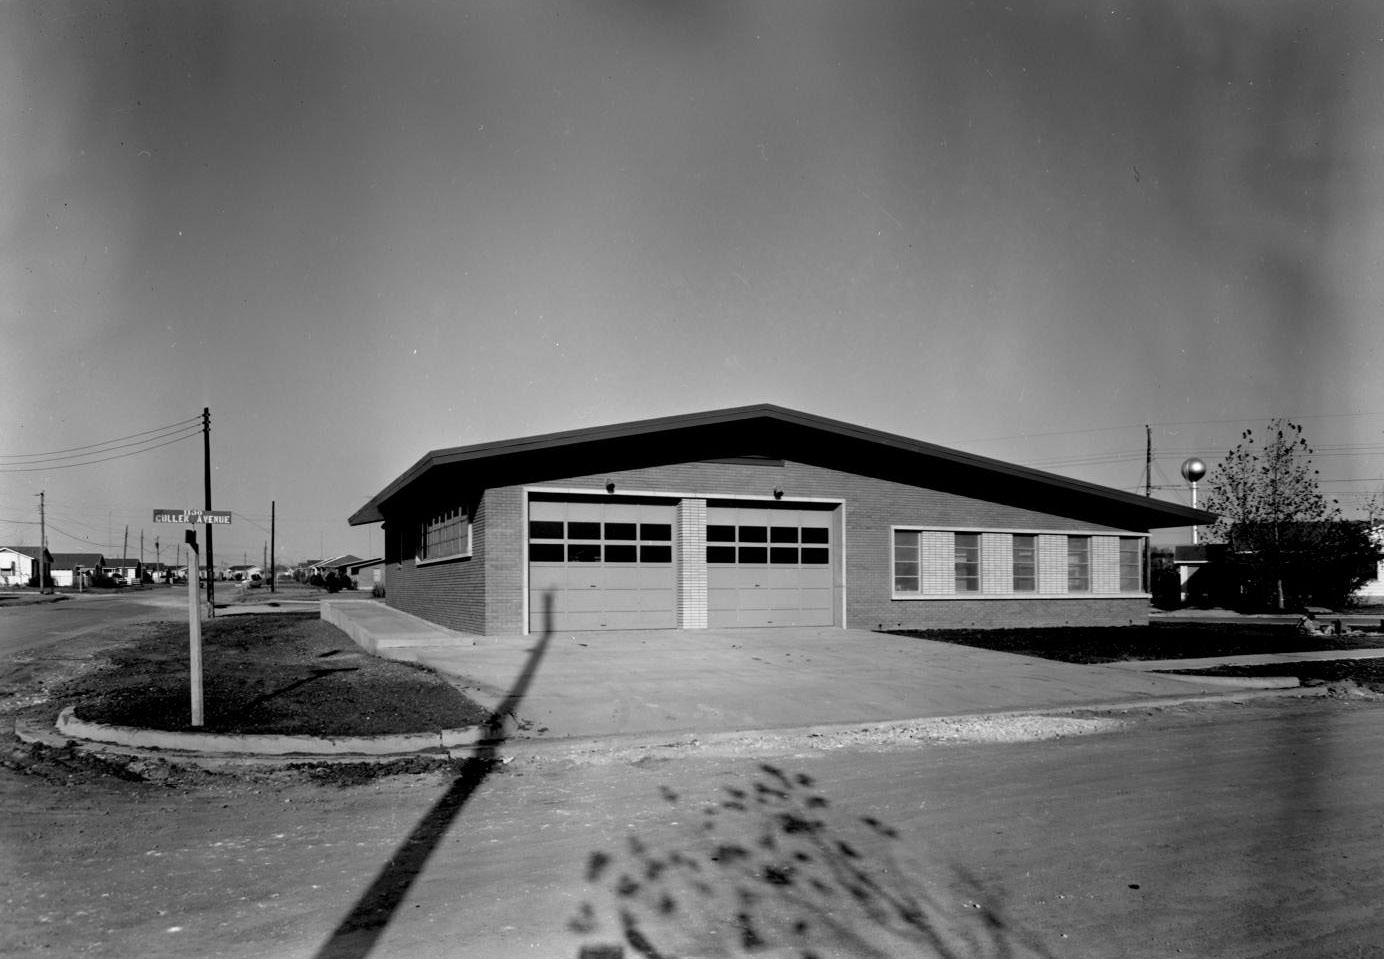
[773,487,784,500]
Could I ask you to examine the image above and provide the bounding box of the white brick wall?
[1038,534,1068,594]
[921,530,954,594]
[981,532,1010,593]
[1092,535,1121,594]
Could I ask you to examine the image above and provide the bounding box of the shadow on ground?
[312,595,554,959]
[571,762,1055,959]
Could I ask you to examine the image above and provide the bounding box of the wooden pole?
[204,407,215,616]
[185,528,203,727]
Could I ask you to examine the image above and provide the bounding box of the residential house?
[48,553,106,588]
[0,546,51,587]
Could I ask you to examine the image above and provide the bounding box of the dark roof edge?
[349,404,1216,528]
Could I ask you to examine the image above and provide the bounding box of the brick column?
[678,498,708,629]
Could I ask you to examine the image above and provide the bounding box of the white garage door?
[528,500,677,632]
[707,505,835,627]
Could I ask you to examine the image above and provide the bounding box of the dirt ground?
[55,612,489,737]
[6,618,1384,958]
[6,694,1384,959]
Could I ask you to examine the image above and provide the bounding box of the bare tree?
[1202,420,1340,610]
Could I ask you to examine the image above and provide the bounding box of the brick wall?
[871,597,1150,631]
[380,457,1152,634]
[379,496,487,634]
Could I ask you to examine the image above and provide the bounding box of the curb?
[42,705,505,757]
[15,685,1330,770]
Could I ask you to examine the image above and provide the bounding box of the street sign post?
[154,510,231,728]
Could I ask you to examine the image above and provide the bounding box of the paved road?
[5,696,1383,959]
[0,590,186,655]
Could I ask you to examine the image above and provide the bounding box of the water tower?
[1181,457,1206,543]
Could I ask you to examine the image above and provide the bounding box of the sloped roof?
[1,545,48,559]
[315,554,365,569]
[350,404,1217,531]
[49,553,105,569]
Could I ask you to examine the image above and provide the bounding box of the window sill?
[891,592,1151,601]
[416,552,472,567]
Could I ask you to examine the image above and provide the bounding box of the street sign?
[153,508,232,525]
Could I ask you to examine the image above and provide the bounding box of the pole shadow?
[312,592,554,959]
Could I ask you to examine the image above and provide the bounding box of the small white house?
[1353,525,1384,605]
[0,546,49,587]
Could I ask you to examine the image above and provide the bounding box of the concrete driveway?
[322,602,1260,741]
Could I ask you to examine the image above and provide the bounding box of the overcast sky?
[3,0,1383,564]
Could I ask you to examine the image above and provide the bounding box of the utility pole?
[203,407,215,615]
[1143,425,1152,596]
[155,536,161,586]
[270,500,276,594]
[1144,425,1152,498]
[123,525,129,580]
[37,491,48,593]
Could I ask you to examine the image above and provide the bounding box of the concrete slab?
[320,599,473,654]
[324,605,1291,742]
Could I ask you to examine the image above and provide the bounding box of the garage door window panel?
[605,544,637,563]
[707,545,736,564]
[640,544,672,563]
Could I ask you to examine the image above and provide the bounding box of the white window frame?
[890,526,1148,600]
[1119,537,1143,593]
[954,532,981,593]
[1012,533,1038,593]
[1067,535,1091,593]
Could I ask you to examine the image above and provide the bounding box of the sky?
[3,0,1383,566]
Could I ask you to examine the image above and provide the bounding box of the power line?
[0,422,202,468]
[0,416,202,460]
[954,409,1384,447]
[0,430,200,473]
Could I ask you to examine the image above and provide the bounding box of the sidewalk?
[1114,647,1384,673]
[321,601,1324,743]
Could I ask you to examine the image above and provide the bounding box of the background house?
[346,557,384,592]
[350,405,1213,635]
[49,553,106,588]
[1355,526,1384,605]
[1173,521,1380,610]
[0,546,51,587]
[102,558,143,583]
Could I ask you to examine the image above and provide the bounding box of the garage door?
[707,505,835,627]
[528,500,676,632]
